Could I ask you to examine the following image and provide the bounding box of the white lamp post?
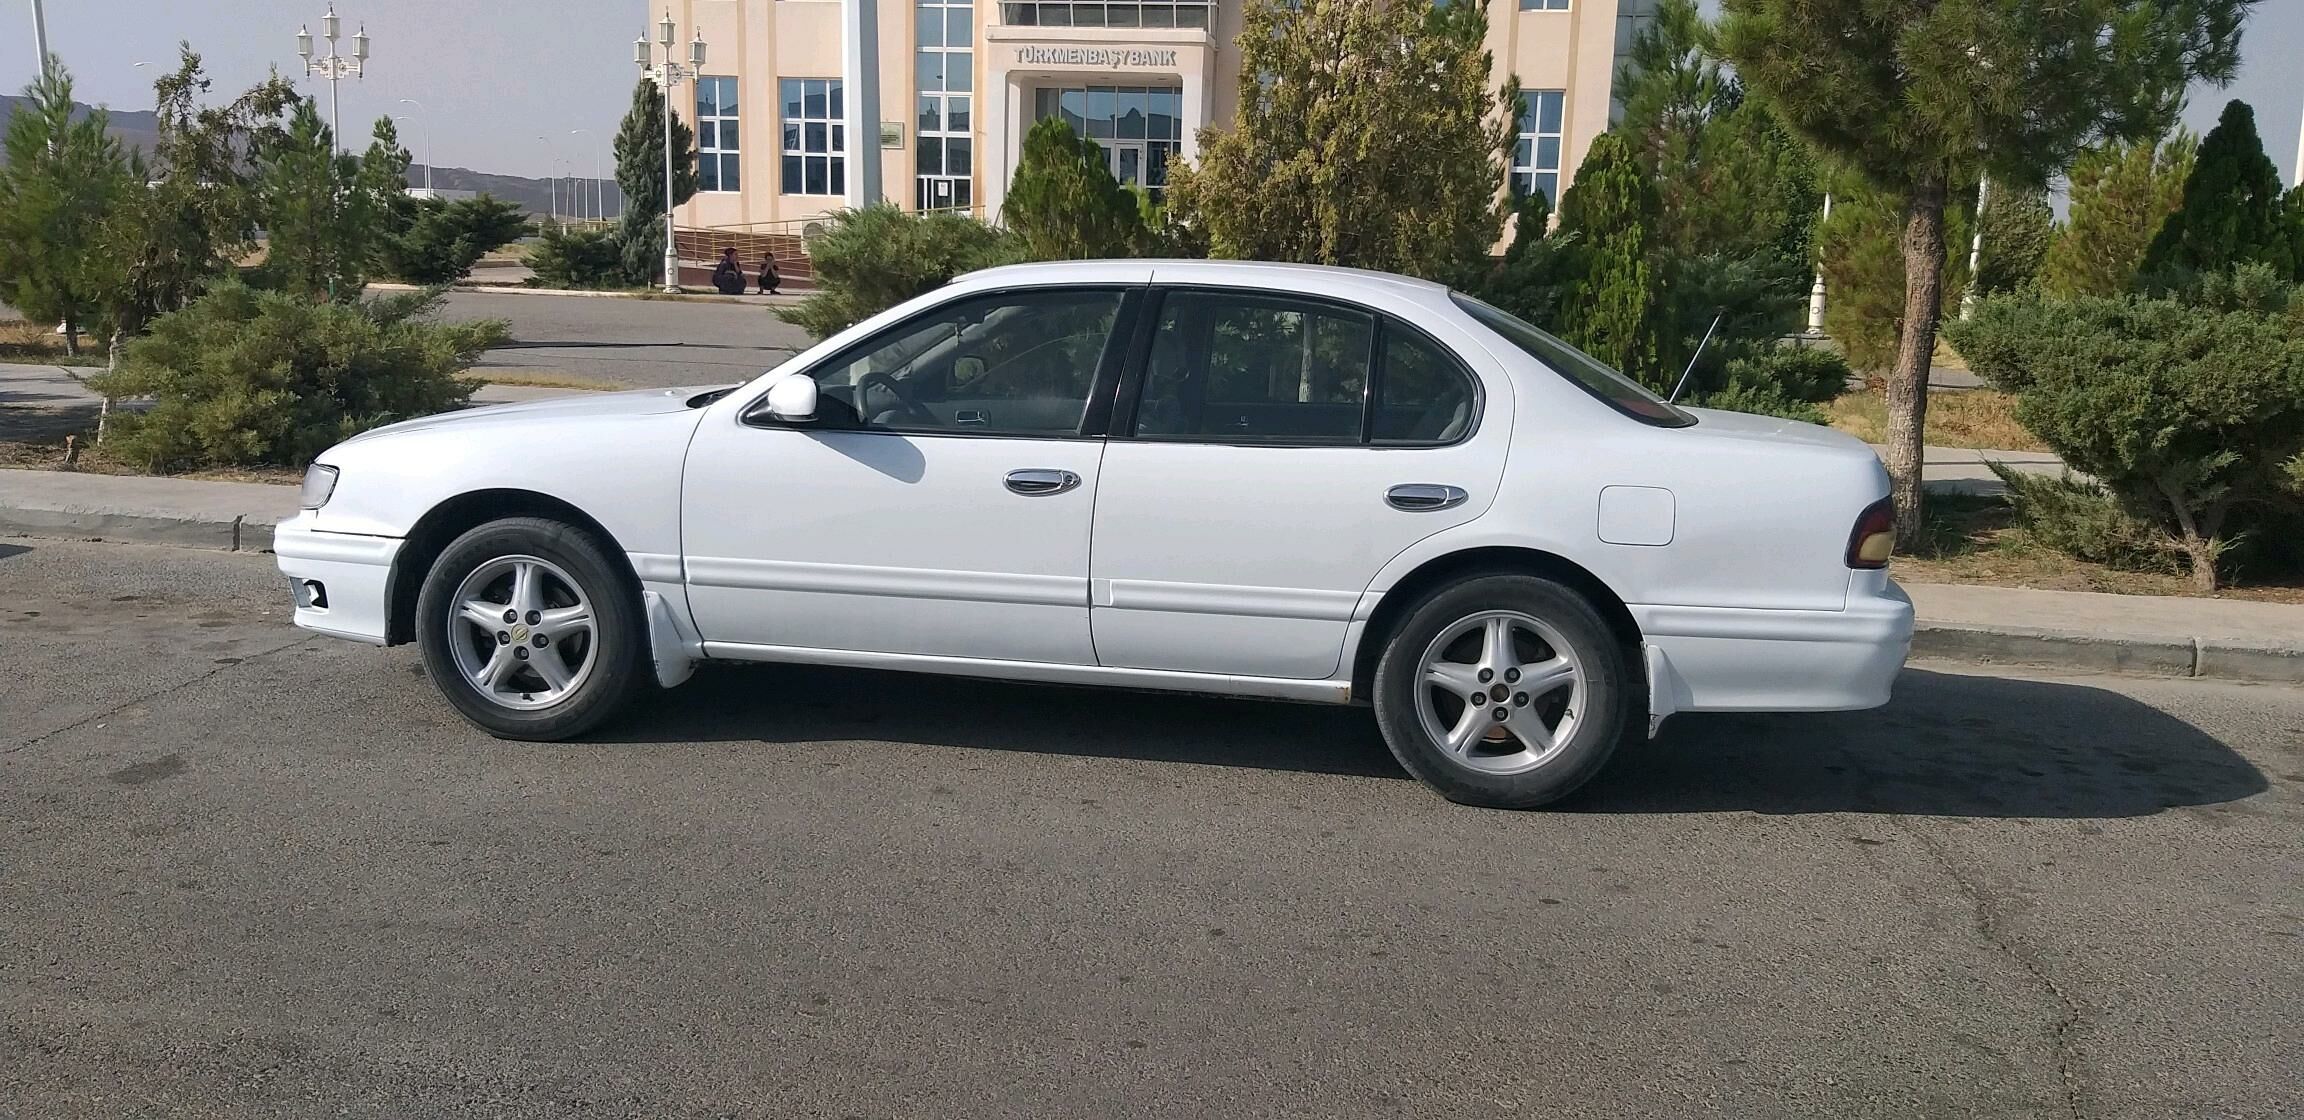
[636,11,706,292]
[1961,178,1989,319]
[29,0,50,77]
[397,98,432,191]
[295,4,369,151]
[537,134,560,226]
[1806,192,1832,336]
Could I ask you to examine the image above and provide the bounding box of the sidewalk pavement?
[367,281,809,308]
[2,464,2297,685]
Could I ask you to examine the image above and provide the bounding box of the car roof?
[953,258,1455,310]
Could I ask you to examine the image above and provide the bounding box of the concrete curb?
[0,506,275,553]
[1913,621,2304,686]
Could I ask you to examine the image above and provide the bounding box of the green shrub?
[1946,275,2304,590]
[1987,464,2175,571]
[1719,344,1850,403]
[779,204,1023,338]
[378,195,532,284]
[88,283,504,471]
[524,224,628,290]
[1003,116,1146,260]
[1690,376,1827,425]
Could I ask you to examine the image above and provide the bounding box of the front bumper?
[1637,574,1915,718]
[274,510,402,645]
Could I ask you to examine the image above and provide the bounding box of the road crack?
[1,635,312,755]
[1896,817,2089,1120]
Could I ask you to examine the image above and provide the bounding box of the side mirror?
[761,372,818,422]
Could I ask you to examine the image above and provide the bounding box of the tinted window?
[1136,292,1373,443]
[1372,326,1477,444]
[1452,293,1694,427]
[803,289,1121,436]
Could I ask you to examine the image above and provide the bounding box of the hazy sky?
[6,0,2302,183]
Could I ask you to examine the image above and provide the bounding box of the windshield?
[1452,293,1695,427]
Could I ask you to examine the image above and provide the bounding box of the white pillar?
[1179,70,1206,163]
[981,74,1013,218]
[2294,93,2303,189]
[842,0,882,208]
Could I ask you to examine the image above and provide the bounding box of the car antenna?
[1667,310,1725,405]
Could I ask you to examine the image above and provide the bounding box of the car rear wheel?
[414,517,647,741]
[1372,574,1630,808]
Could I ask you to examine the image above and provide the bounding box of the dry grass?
[1826,389,2049,453]
[0,320,108,367]
[460,370,617,391]
[0,436,300,483]
[1895,495,2304,604]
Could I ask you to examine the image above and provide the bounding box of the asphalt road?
[441,291,815,390]
[2,539,2299,1120]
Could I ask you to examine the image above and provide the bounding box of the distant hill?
[0,95,617,220]
[0,94,163,157]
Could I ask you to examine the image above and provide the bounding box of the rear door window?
[1134,292,1374,443]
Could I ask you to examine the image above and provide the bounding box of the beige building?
[656,0,1654,235]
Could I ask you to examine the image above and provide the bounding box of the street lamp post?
[1961,178,1989,320]
[570,128,601,222]
[295,4,369,150]
[397,98,432,191]
[29,0,50,76]
[637,11,705,293]
[1806,192,1833,336]
[537,135,559,226]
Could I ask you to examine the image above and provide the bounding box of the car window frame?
[1111,285,1483,450]
[740,283,1145,442]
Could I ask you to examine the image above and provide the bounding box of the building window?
[1001,1,1211,28]
[1518,0,1570,10]
[696,76,740,193]
[1512,89,1564,206]
[917,0,973,211]
[780,78,845,196]
[1031,85,1182,197]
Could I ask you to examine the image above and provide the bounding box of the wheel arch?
[385,489,638,646]
[1349,546,1643,702]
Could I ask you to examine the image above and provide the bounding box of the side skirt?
[700,640,1358,705]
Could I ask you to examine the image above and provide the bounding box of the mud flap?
[642,589,701,688]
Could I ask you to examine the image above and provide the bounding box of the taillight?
[1847,498,1895,569]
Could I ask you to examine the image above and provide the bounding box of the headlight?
[300,464,340,509]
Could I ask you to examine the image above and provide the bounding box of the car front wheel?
[1372,574,1630,809]
[414,516,648,741]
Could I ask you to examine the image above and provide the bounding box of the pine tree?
[2142,100,2290,284]
[1167,0,1516,280]
[2039,133,2196,298]
[90,51,300,367]
[1552,132,1664,389]
[1002,116,1146,260]
[1720,0,2251,547]
[613,77,699,286]
[1973,184,2054,298]
[0,62,132,354]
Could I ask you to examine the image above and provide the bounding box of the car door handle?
[1387,484,1468,512]
[1006,468,1082,496]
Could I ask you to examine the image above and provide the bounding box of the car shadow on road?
[595,664,2268,818]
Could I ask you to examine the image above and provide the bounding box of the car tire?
[414,516,649,741]
[1372,574,1630,809]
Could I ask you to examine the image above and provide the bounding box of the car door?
[1088,286,1510,680]
[681,285,1135,665]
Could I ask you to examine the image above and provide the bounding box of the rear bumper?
[1637,577,1914,717]
[274,511,401,646]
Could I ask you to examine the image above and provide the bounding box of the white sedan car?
[277,260,1911,808]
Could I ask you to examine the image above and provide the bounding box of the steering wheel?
[855,370,942,428]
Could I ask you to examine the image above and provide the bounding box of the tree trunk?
[2163,489,2225,593]
[1885,178,1949,550]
